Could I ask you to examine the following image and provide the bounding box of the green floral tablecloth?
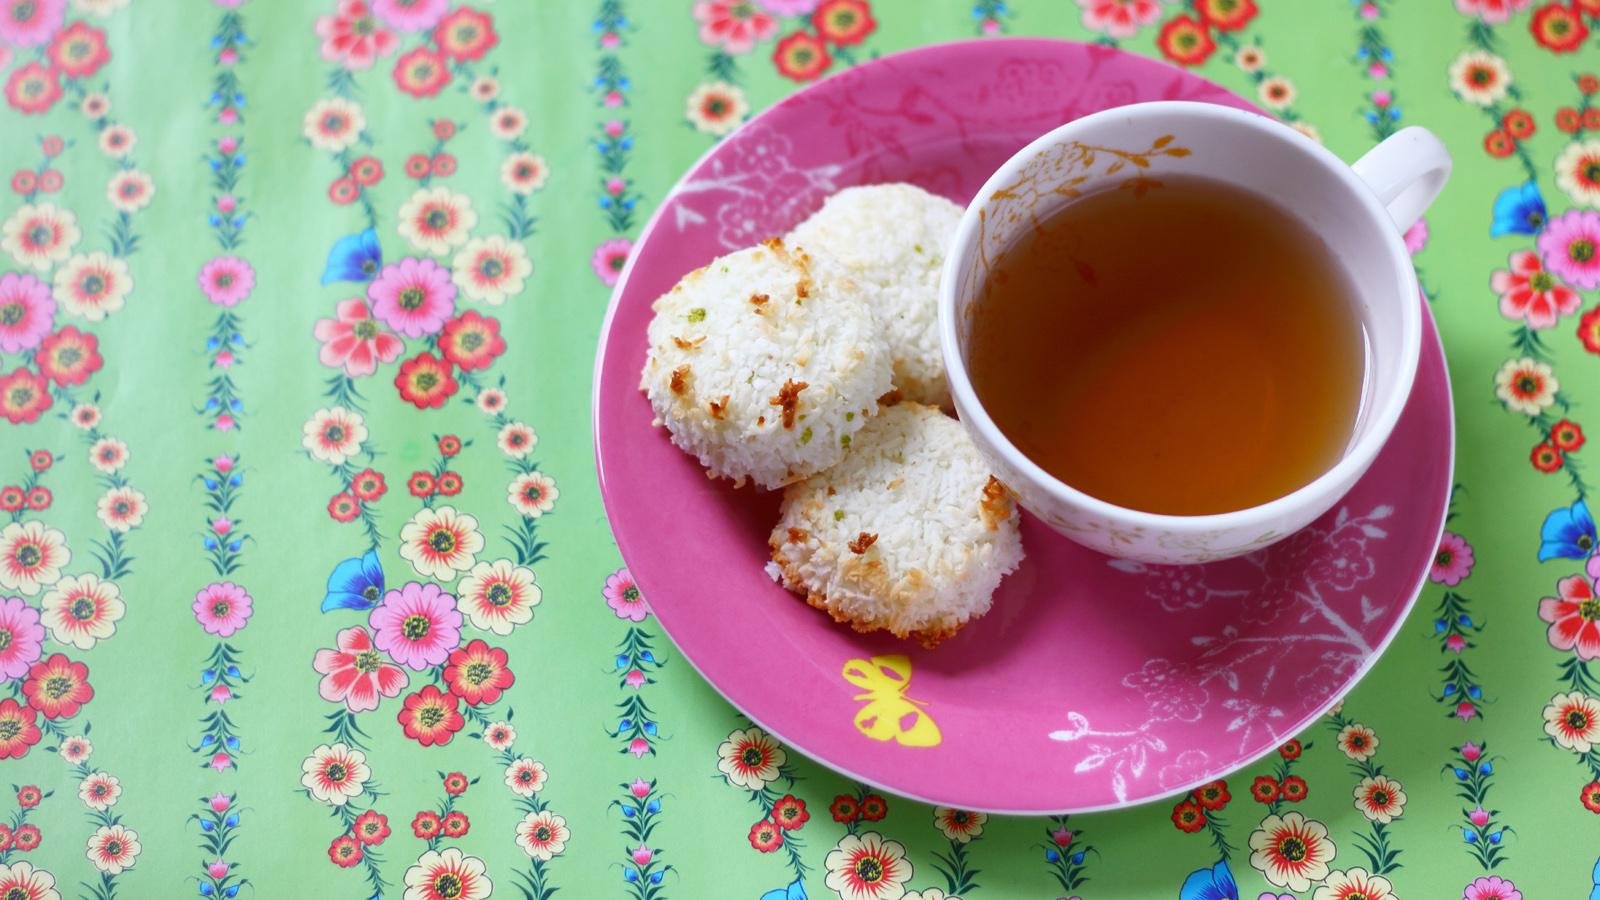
[1,0,1598,897]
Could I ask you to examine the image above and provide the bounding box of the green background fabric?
[1,1,1598,897]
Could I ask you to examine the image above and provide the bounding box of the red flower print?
[438,434,462,456]
[435,471,463,496]
[350,468,388,502]
[1532,442,1563,473]
[34,326,102,386]
[1580,306,1600,353]
[0,698,39,759]
[48,22,110,79]
[352,809,390,845]
[441,810,469,838]
[1539,573,1600,658]
[1279,739,1302,760]
[407,471,436,496]
[405,153,432,178]
[9,170,34,194]
[350,155,385,186]
[1250,775,1281,803]
[773,31,831,81]
[16,785,39,808]
[771,794,809,830]
[432,153,457,177]
[1583,72,1600,94]
[1531,2,1588,52]
[1170,799,1206,832]
[1157,15,1215,66]
[1194,0,1256,30]
[828,795,859,823]
[694,0,778,54]
[22,653,92,719]
[25,487,49,511]
[27,450,50,472]
[1553,420,1586,452]
[1432,531,1476,586]
[11,824,39,851]
[1280,775,1308,802]
[442,771,469,796]
[442,639,514,706]
[393,46,451,98]
[438,310,506,372]
[328,491,361,523]
[395,352,459,409]
[1483,129,1515,159]
[1493,250,1579,328]
[748,818,784,852]
[433,6,497,61]
[397,684,464,746]
[1558,106,1582,134]
[433,119,456,141]
[0,488,22,512]
[4,63,61,116]
[314,299,404,378]
[1193,780,1230,810]
[328,833,364,868]
[316,0,399,71]
[857,794,888,822]
[1501,108,1536,139]
[36,169,60,193]
[812,0,875,45]
[329,176,360,205]
[411,810,442,839]
[1582,780,1600,813]
[1585,108,1600,132]
[0,824,10,850]
[0,367,52,424]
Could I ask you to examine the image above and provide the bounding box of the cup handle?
[1350,126,1452,233]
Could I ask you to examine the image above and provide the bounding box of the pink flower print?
[1468,806,1490,827]
[0,595,44,680]
[604,90,623,107]
[317,0,398,70]
[372,0,448,32]
[1430,532,1475,585]
[210,684,232,703]
[1077,0,1162,39]
[1371,88,1392,107]
[215,413,236,431]
[216,195,237,214]
[599,31,620,49]
[217,106,237,125]
[215,349,235,368]
[314,298,404,377]
[369,581,461,670]
[1538,572,1600,659]
[0,0,66,47]
[693,0,777,54]
[214,455,234,472]
[630,779,650,798]
[1259,895,1295,900]
[368,256,455,338]
[1456,700,1478,720]
[981,16,1001,34]
[1460,741,1482,761]
[1454,0,1530,24]
[1403,217,1428,255]
[604,567,648,622]
[1358,1,1378,17]
[208,860,229,880]
[209,793,231,812]
[313,626,408,712]
[193,582,253,637]
[631,846,653,866]
[1368,62,1389,79]
[212,517,231,535]
[199,256,256,307]
[1538,209,1600,290]
[218,47,238,65]
[604,120,624,138]
[591,238,632,287]
[1445,633,1467,653]
[758,0,818,13]
[1463,875,1521,900]
[624,668,646,688]
[1493,250,1579,329]
[0,272,54,353]
[605,177,626,195]
[210,752,233,770]
[628,737,649,757]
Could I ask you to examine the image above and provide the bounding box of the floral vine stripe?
[1,0,1600,896]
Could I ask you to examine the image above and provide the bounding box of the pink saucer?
[593,38,1453,813]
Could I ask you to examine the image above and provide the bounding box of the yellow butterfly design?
[840,655,942,748]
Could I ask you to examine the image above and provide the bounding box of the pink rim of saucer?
[593,38,1454,814]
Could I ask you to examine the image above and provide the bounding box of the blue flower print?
[1539,499,1596,561]
[1491,182,1546,237]
[760,878,806,900]
[320,550,386,612]
[320,228,383,284]
[1180,859,1238,900]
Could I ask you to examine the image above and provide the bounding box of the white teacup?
[939,101,1450,564]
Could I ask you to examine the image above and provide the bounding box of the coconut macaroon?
[767,402,1023,647]
[788,183,963,409]
[641,238,893,490]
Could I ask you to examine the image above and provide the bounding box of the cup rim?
[938,100,1424,534]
